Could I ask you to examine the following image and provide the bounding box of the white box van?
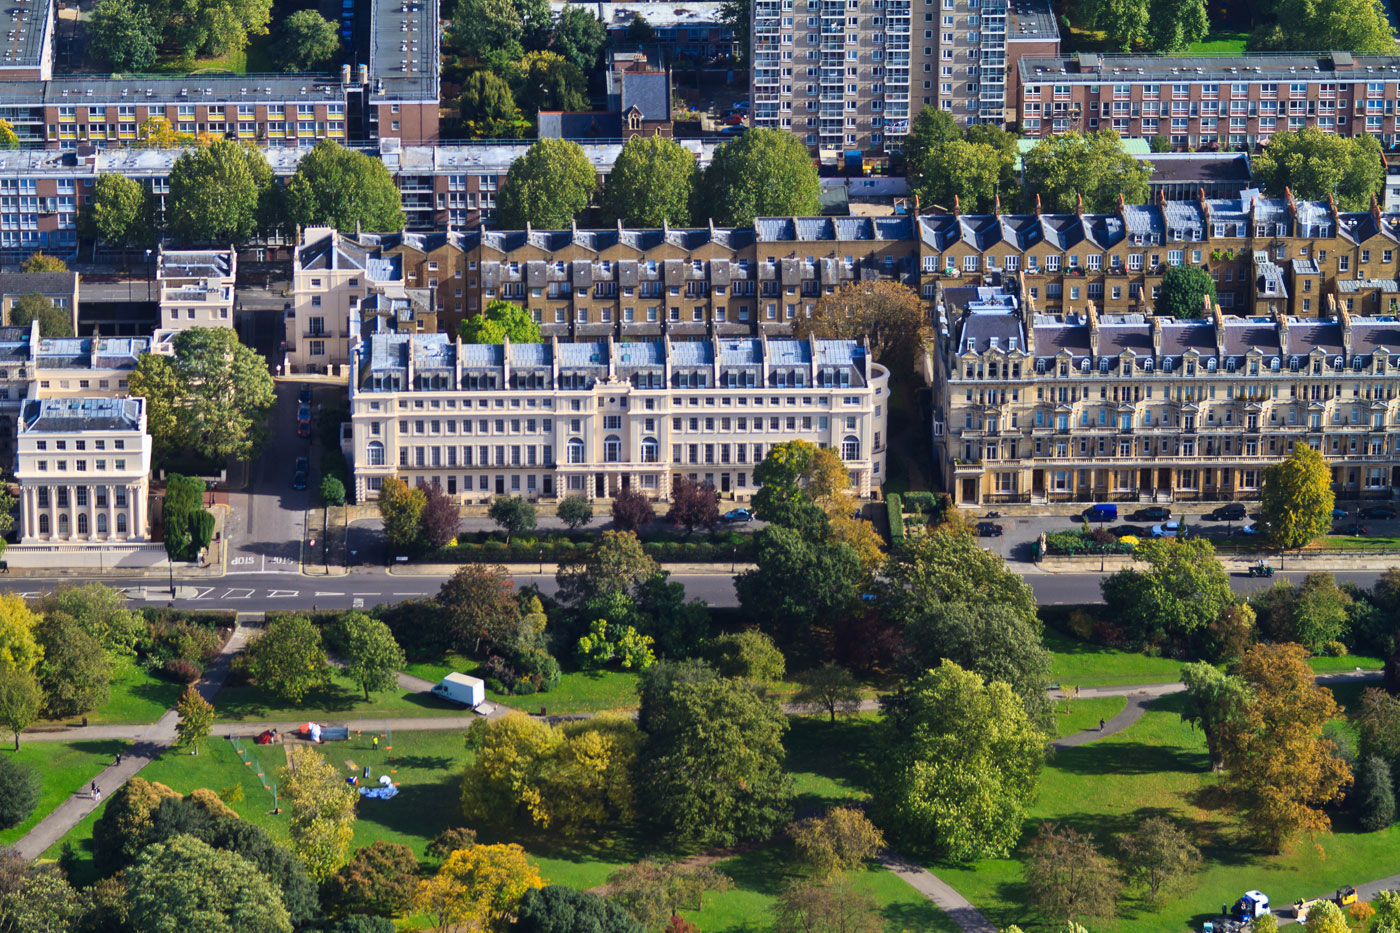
[432,672,485,709]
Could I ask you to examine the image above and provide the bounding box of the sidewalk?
[1036,553,1400,573]
[387,560,758,576]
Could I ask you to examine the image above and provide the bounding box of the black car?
[975,522,1004,537]
[1110,524,1147,538]
[1359,506,1398,520]
[1130,507,1171,522]
[1210,503,1248,521]
[1336,523,1370,536]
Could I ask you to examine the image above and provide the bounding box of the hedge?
[433,537,755,564]
[1043,530,1136,556]
[139,607,237,630]
[886,493,904,544]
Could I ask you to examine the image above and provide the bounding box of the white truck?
[431,672,486,710]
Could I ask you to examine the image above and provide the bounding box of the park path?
[14,615,256,859]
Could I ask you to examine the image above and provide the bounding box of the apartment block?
[750,0,1058,153]
[0,272,78,331]
[346,332,888,503]
[15,397,151,543]
[156,248,236,330]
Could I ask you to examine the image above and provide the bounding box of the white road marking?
[222,588,255,599]
[190,587,215,600]
[267,589,299,598]
[314,591,339,597]
[352,598,364,608]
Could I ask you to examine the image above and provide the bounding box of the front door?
[596,473,606,498]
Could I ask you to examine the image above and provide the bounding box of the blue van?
[1085,504,1118,522]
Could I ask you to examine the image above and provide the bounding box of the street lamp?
[145,249,154,304]
[168,555,175,598]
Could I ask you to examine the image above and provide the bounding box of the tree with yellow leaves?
[280,745,358,881]
[0,593,42,675]
[415,843,544,933]
[794,279,931,375]
[1220,643,1352,853]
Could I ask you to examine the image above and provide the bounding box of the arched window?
[640,438,659,463]
[58,513,69,536]
[604,435,621,463]
[841,436,861,461]
[567,439,586,464]
[38,514,48,536]
[97,513,108,535]
[77,513,89,536]
[367,441,386,466]
[117,514,128,535]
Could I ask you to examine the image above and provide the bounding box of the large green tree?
[637,665,794,849]
[1100,538,1235,650]
[551,4,607,73]
[129,327,276,463]
[0,755,38,830]
[1157,265,1217,318]
[87,0,161,70]
[244,614,331,704]
[496,138,597,229]
[1021,130,1152,213]
[514,885,645,933]
[458,70,527,139]
[285,140,404,234]
[600,135,699,227]
[450,0,525,62]
[33,612,110,717]
[1179,662,1252,772]
[882,525,1039,630]
[1255,0,1395,52]
[1077,0,1207,50]
[735,524,863,644]
[874,661,1046,862]
[903,109,1016,214]
[168,141,274,243]
[376,476,426,555]
[509,51,589,115]
[458,299,541,343]
[8,294,73,337]
[125,834,293,933]
[0,668,41,750]
[697,127,821,226]
[274,10,340,72]
[339,612,405,700]
[1252,129,1385,211]
[86,174,156,249]
[1259,443,1334,550]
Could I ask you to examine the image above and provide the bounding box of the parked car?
[1110,524,1146,538]
[1083,503,1117,522]
[975,521,1004,537]
[721,508,752,523]
[298,388,312,406]
[297,419,312,438]
[292,469,307,491]
[722,112,746,125]
[1336,523,1370,536]
[295,456,309,474]
[1359,506,1398,520]
[297,403,312,422]
[1210,503,1248,521]
[1130,506,1171,522]
[719,125,747,136]
[1331,507,1349,519]
[1150,521,1183,537]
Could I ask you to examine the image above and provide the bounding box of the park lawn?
[83,656,182,725]
[214,669,464,722]
[934,692,1400,932]
[1052,696,1127,738]
[0,739,131,848]
[1183,30,1248,55]
[1045,629,1188,688]
[403,654,643,714]
[1307,655,1384,674]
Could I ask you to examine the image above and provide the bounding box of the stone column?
[21,486,33,541]
[134,485,148,541]
[107,486,117,541]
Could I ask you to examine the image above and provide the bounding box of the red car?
[723,112,746,125]
[297,419,312,438]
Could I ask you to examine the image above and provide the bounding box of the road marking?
[17,591,38,598]
[230,556,254,566]
[352,598,364,608]
[190,587,215,600]
[353,592,381,597]
[267,589,299,598]
[222,588,254,599]
[314,591,339,597]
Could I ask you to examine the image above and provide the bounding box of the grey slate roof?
[20,397,143,433]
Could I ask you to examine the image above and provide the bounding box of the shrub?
[0,756,40,829]
[886,494,904,544]
[162,658,202,683]
[1323,640,1348,657]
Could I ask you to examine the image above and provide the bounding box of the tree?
[19,253,66,274]
[459,70,523,132]
[1157,265,1217,318]
[1372,890,1400,932]
[1100,538,1235,650]
[488,496,537,542]
[281,744,358,881]
[130,327,276,463]
[1220,643,1352,853]
[125,834,292,933]
[0,756,38,830]
[576,618,656,671]
[92,777,181,874]
[244,614,331,704]
[639,673,793,848]
[789,807,885,879]
[903,109,1017,214]
[40,583,143,657]
[556,495,593,531]
[0,668,41,749]
[1115,817,1201,902]
[168,141,274,243]
[718,0,748,64]
[1260,443,1335,550]
[0,119,15,151]
[551,4,606,73]
[86,174,155,249]
[0,867,84,933]
[321,475,347,506]
[1021,129,1152,213]
[600,136,699,227]
[772,878,880,933]
[174,685,214,754]
[625,12,656,43]
[88,0,162,69]
[1252,573,1352,653]
[414,843,545,933]
[274,9,340,71]
[323,841,420,918]
[34,612,110,718]
[437,564,522,655]
[496,138,596,229]
[709,630,785,684]
[0,594,40,677]
[792,280,932,376]
[735,525,862,644]
[509,50,589,115]
[377,477,426,554]
[752,440,851,521]
[1076,0,1148,50]
[1355,754,1396,832]
[1304,900,1351,933]
[611,487,656,532]
[1179,662,1252,773]
[606,860,732,929]
[874,662,1045,861]
[1252,128,1384,210]
[458,298,543,344]
[665,476,718,534]
[8,293,72,337]
[161,0,273,57]
[285,140,404,234]
[513,885,645,933]
[792,663,861,723]
[697,127,821,226]
[1260,0,1395,53]
[339,612,405,701]
[450,0,525,63]
[420,483,461,551]
[1146,0,1208,50]
[556,530,658,606]
[1023,824,1121,925]
[1357,687,1400,765]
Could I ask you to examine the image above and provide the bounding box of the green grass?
[934,692,1400,932]
[1183,30,1249,55]
[140,33,276,76]
[0,739,131,847]
[214,670,465,722]
[79,656,182,725]
[402,654,643,714]
[1052,697,1127,738]
[1045,630,1190,688]
[1307,655,1384,674]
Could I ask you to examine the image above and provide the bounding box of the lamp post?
[168,555,175,598]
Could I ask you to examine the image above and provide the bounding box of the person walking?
[1099,718,1106,731]
[372,735,379,752]
[90,782,101,802]
[115,753,122,766]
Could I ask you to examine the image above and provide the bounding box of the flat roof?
[20,397,143,433]
[1020,52,1400,83]
[1007,0,1058,42]
[0,0,50,71]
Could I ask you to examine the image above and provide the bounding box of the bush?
[886,494,904,544]
[162,658,202,683]
[0,756,40,829]
[1323,640,1349,657]
[320,475,346,506]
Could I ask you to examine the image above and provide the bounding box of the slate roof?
[20,397,143,433]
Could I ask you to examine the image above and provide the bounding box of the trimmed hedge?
[434,537,755,564]
[886,493,904,544]
[139,607,237,630]
[1044,530,1135,556]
